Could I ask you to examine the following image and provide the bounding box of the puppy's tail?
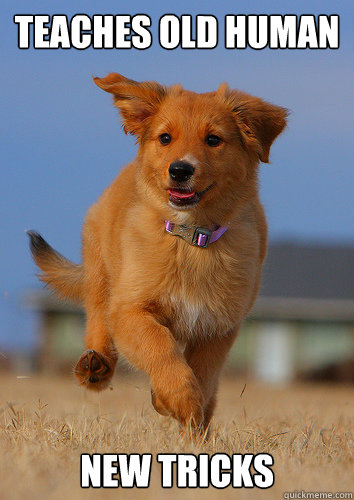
[26,230,84,303]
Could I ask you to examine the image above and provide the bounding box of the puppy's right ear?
[216,83,288,163]
[93,73,167,137]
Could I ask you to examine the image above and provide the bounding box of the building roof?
[25,243,354,323]
[260,243,353,300]
[249,243,354,322]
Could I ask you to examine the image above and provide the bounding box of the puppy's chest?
[151,243,247,340]
[158,271,237,340]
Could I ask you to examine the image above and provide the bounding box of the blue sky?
[1,1,353,352]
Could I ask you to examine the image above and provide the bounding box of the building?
[25,243,354,382]
[232,243,353,382]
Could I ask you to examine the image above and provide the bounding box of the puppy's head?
[94,73,288,223]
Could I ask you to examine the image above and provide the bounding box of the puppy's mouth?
[168,185,213,208]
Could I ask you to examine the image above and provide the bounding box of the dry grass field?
[0,371,353,500]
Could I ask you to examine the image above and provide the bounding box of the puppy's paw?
[151,389,170,416]
[153,375,204,429]
[74,350,114,391]
[176,385,204,429]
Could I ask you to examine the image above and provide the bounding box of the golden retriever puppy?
[27,73,287,431]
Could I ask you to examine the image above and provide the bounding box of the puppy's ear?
[218,84,288,163]
[93,73,167,137]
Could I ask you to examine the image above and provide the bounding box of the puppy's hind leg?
[75,316,118,392]
[74,238,118,391]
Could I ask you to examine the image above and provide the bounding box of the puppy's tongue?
[168,189,195,199]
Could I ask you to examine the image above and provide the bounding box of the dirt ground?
[0,372,353,500]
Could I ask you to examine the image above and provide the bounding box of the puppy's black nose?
[169,161,195,183]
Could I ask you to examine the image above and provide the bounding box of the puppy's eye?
[159,133,171,145]
[206,135,222,147]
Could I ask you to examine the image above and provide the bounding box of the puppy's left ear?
[93,73,167,137]
[218,84,288,163]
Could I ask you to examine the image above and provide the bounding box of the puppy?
[27,73,287,431]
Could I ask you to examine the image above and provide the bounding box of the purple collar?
[165,220,228,248]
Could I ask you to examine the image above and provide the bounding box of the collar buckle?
[192,227,212,248]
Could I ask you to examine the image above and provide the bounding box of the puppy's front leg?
[184,328,239,430]
[109,304,204,428]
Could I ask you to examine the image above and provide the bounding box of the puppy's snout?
[169,161,195,183]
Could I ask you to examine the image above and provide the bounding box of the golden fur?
[28,72,287,432]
